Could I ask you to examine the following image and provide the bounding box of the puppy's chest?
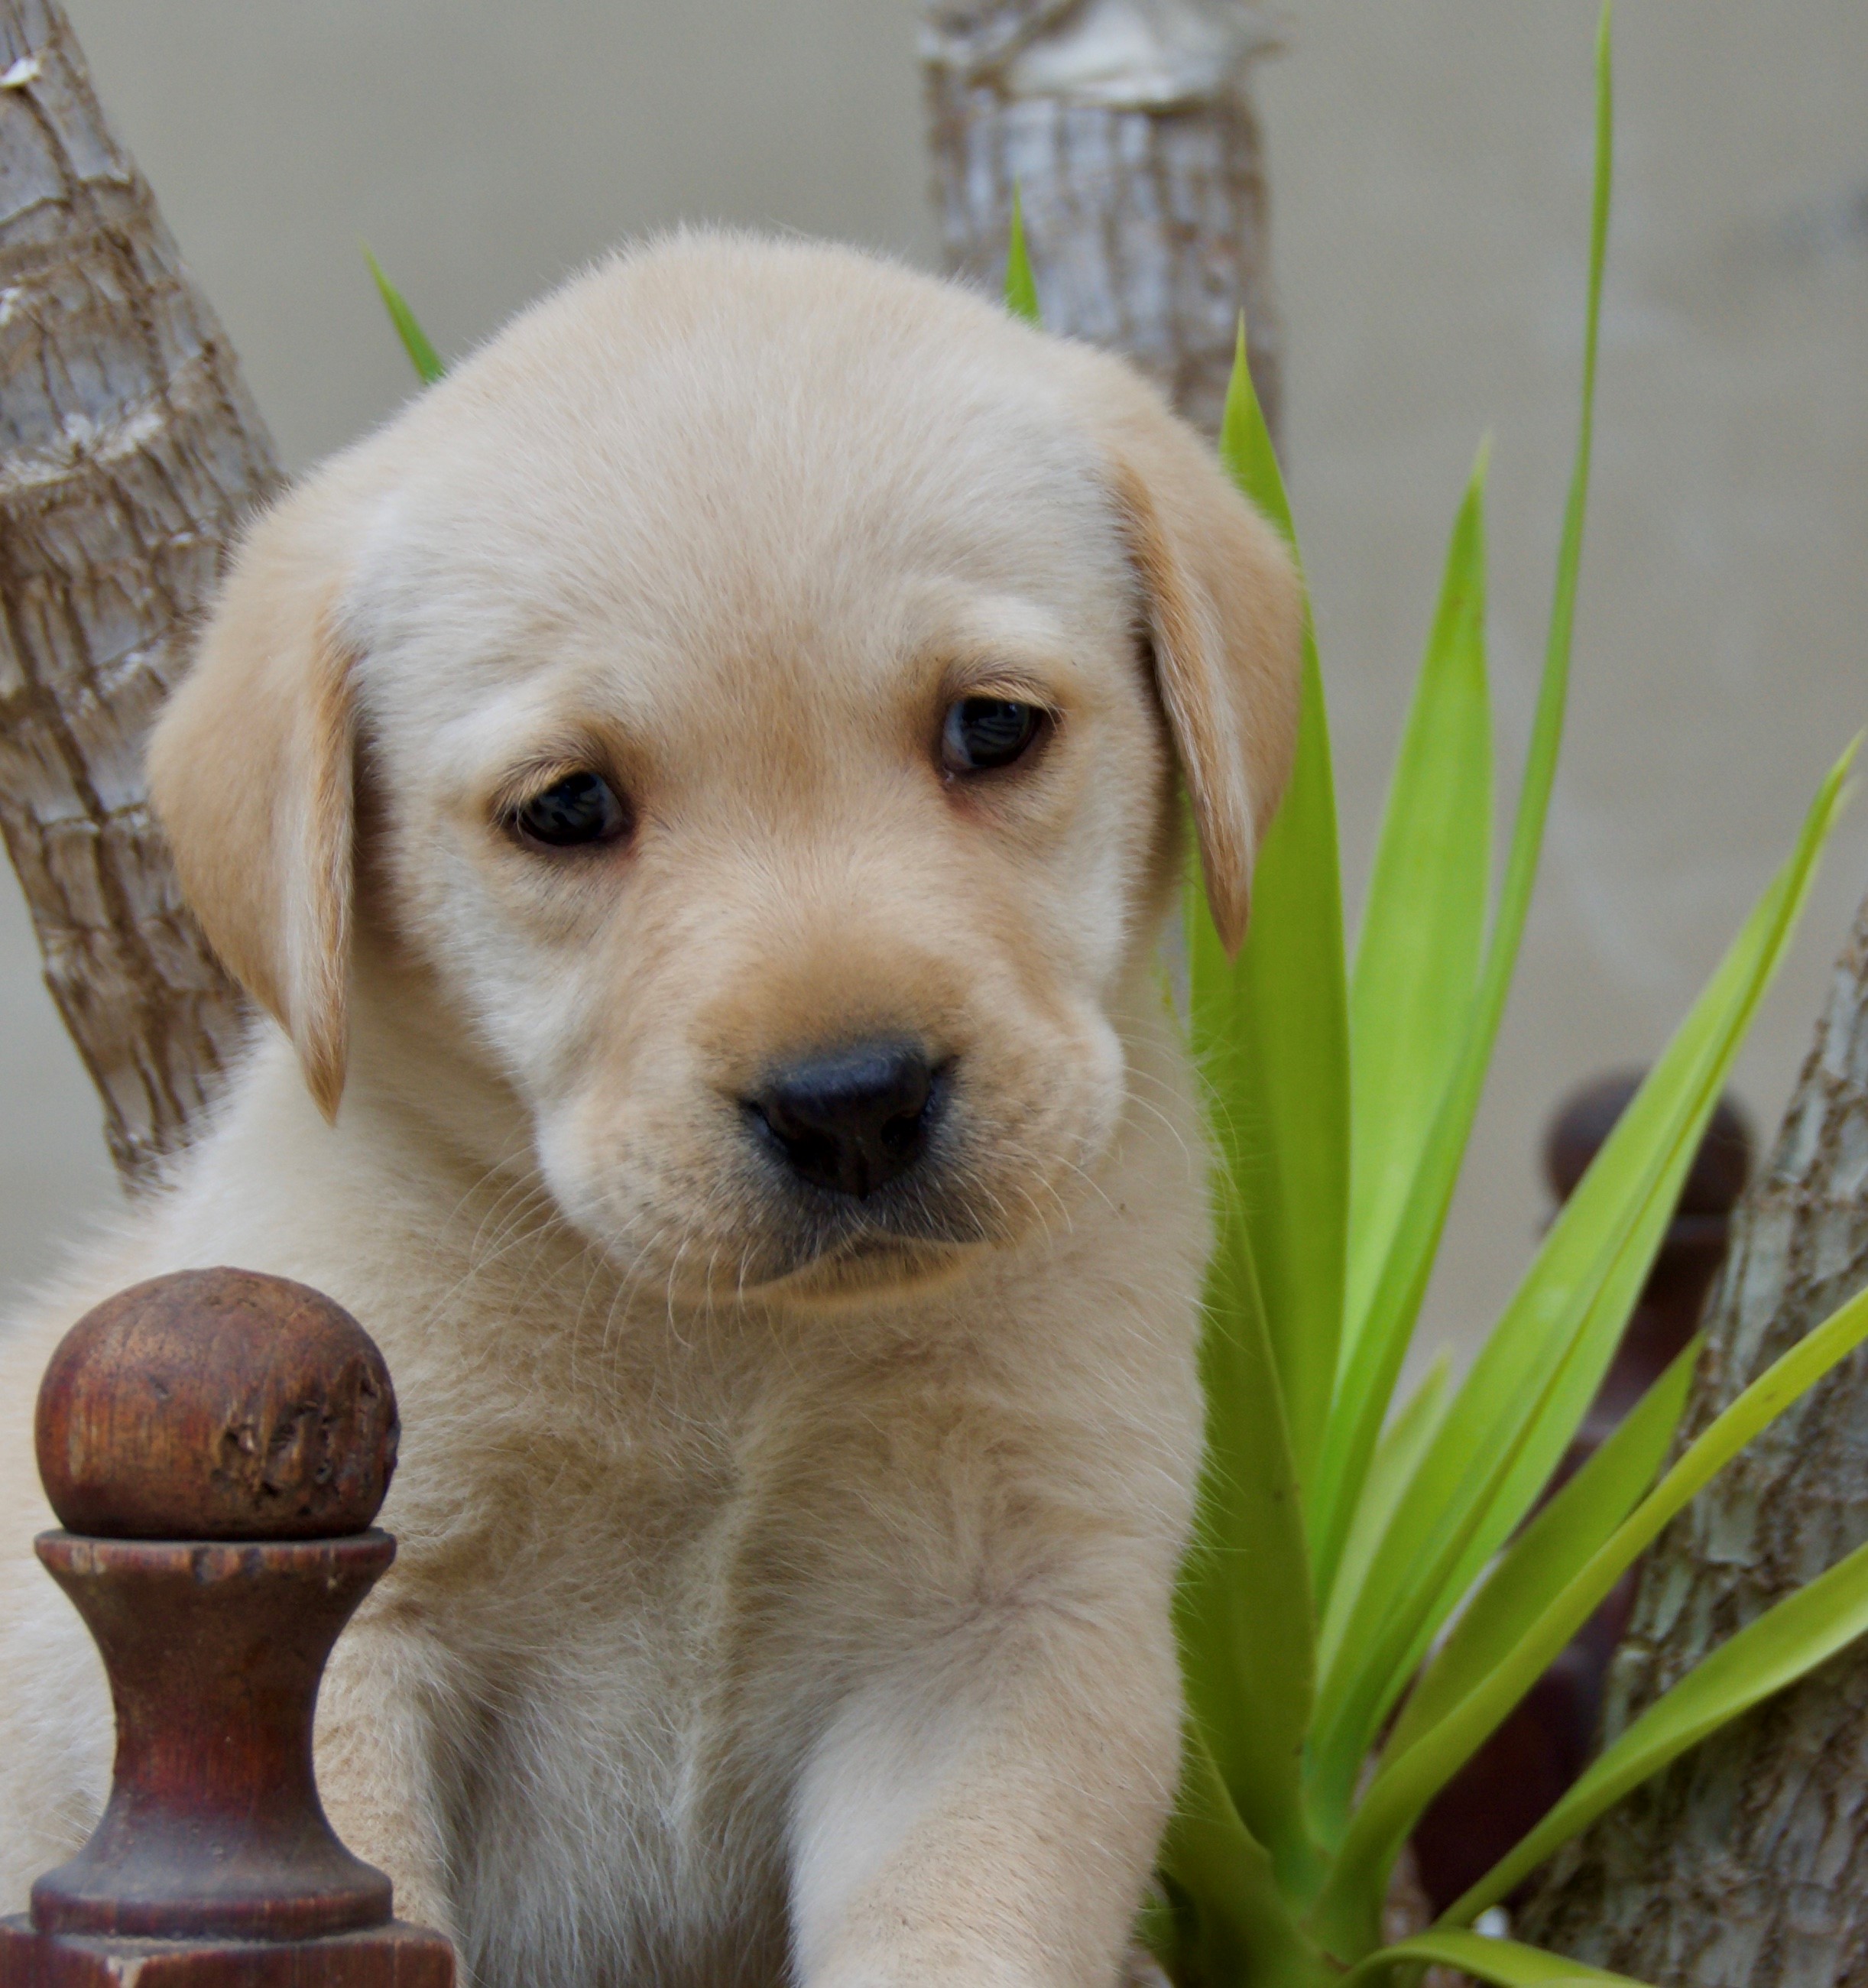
[422,1330,1087,1983]
[443,1572,793,1988]
[441,1407,779,1717]
[428,1405,869,1959]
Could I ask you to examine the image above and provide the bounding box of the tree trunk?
[920,0,1283,441]
[1519,884,1868,1986]
[0,0,274,1189]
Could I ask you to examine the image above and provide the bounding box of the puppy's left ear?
[1088,373,1304,955]
[147,490,358,1120]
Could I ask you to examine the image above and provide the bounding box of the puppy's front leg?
[791,1596,1180,1988]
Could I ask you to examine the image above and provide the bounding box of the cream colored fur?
[0,234,1300,1988]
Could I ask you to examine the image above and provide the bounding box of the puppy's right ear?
[1074,361,1303,955]
[147,496,357,1121]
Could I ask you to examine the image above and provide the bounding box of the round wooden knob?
[1543,1069,1753,1217]
[34,1266,399,1539]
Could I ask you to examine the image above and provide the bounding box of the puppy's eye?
[941,698,1046,775]
[511,771,629,850]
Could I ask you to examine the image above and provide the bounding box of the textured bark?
[1520,884,1868,1986]
[921,0,1283,440]
[0,0,273,1189]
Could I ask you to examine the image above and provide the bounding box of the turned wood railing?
[0,1267,455,1986]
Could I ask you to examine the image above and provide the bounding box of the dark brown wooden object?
[0,1266,454,1987]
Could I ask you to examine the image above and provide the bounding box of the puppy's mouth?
[750,1189,995,1297]
[563,1058,1078,1304]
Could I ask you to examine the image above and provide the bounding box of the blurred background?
[4,0,1863,1368]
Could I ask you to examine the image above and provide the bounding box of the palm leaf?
[1157,1724,1322,1988]
[1331,1283,1868,1928]
[1340,1930,1647,1987]
[1421,1279,1868,1922]
[1004,186,1040,323]
[363,245,445,384]
[1192,323,1350,1504]
[1446,1529,1868,1925]
[1310,5,1615,1599]
[1380,1335,1697,1765]
[1319,1353,1452,1674]
[1308,742,1851,1837]
[1174,1208,1318,1886]
[1343,449,1492,1380]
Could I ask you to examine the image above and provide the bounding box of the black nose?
[748,1041,939,1198]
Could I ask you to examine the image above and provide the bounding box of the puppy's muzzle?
[745,1039,943,1199]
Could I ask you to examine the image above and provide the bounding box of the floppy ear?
[147,495,357,1121]
[1091,377,1303,955]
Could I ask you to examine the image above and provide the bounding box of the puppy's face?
[368,435,1166,1301]
[150,238,1300,1305]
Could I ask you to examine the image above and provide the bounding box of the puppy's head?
[150,235,1300,1302]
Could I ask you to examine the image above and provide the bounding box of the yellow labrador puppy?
[0,234,1299,1988]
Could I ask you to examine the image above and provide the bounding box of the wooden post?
[921,0,1285,440]
[0,0,271,1188]
[0,1267,455,1986]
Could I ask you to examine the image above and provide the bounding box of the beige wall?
[5,1,1864,1370]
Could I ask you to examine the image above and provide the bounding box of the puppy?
[0,233,1299,1988]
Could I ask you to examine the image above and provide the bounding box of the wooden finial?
[0,1268,452,1986]
[1542,1068,1753,1220]
[34,1266,398,1541]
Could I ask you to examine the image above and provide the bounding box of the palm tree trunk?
[0,0,272,1188]
[1519,882,1868,1985]
[921,0,1284,441]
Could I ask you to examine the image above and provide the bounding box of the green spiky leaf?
[1340,1929,1648,1987]
[1004,187,1040,324]
[365,244,446,384]
[1309,2,1616,1602]
[1438,1278,1868,1923]
[1309,740,1852,1852]
[1174,1207,1318,1889]
[1343,446,1492,1380]
[1192,322,1350,1505]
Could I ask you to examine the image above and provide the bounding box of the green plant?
[1155,15,1866,1988]
[364,242,445,385]
[369,27,1865,1979]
